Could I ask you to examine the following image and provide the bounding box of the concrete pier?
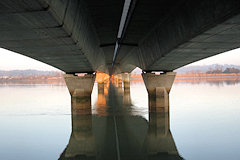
[117,74,123,88]
[113,74,123,88]
[98,82,104,95]
[122,73,130,92]
[97,82,107,107]
[142,72,176,112]
[64,74,96,114]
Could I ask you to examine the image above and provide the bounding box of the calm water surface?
[0,80,240,160]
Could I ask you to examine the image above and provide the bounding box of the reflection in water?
[97,82,106,106]
[123,82,132,107]
[2,80,240,159]
[95,80,109,116]
[59,115,95,159]
[175,77,240,86]
[143,113,181,159]
[59,80,182,160]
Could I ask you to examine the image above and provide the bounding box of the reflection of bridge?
[2,0,240,111]
[59,82,182,160]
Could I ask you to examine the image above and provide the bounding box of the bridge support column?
[122,73,130,92]
[96,82,107,107]
[113,75,119,87]
[117,74,123,88]
[98,82,104,95]
[64,74,96,114]
[142,72,176,112]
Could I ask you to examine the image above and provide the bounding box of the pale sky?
[186,48,240,66]
[0,47,240,71]
[0,48,60,71]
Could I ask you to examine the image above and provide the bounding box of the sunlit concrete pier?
[142,72,176,112]
[64,72,176,113]
[64,74,96,114]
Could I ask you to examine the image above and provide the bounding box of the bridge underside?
[0,0,240,74]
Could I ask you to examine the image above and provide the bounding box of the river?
[0,79,240,160]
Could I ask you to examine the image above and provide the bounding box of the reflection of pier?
[59,115,96,159]
[59,81,182,160]
[143,113,182,159]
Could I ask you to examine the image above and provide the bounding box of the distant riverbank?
[1,73,240,85]
[0,75,65,85]
[131,73,240,83]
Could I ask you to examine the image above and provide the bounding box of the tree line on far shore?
[206,66,240,74]
[185,65,240,74]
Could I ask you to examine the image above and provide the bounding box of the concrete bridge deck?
[1,0,240,74]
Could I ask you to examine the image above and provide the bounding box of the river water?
[0,79,240,160]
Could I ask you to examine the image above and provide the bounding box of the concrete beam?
[119,0,240,72]
[142,72,176,112]
[64,74,96,114]
[0,0,107,73]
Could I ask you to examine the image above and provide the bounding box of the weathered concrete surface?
[1,0,240,74]
[96,82,107,108]
[113,74,123,88]
[98,82,104,95]
[64,74,96,113]
[119,0,240,72]
[64,74,95,97]
[118,76,123,88]
[122,73,130,92]
[0,0,106,73]
[142,72,176,112]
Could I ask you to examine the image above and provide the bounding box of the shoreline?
[1,73,240,84]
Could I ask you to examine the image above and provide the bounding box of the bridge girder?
[0,0,240,74]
